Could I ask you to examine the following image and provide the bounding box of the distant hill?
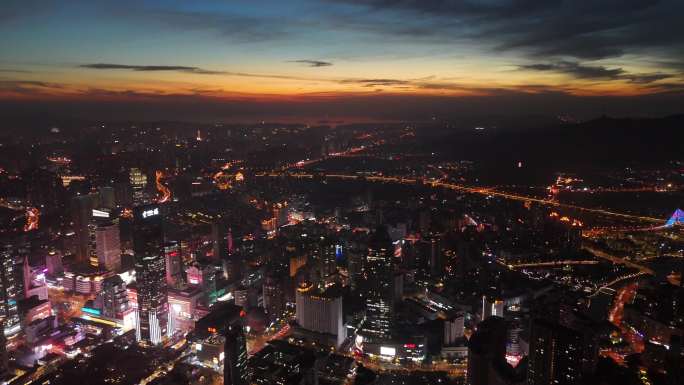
[436,114,683,166]
[423,115,683,184]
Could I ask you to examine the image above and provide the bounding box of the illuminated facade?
[295,283,345,347]
[164,241,183,287]
[0,245,22,336]
[361,228,394,341]
[133,205,168,345]
[129,168,148,203]
[100,275,130,319]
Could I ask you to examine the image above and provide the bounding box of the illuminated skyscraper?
[361,228,394,341]
[133,205,168,345]
[295,282,345,347]
[224,322,247,385]
[0,245,22,336]
[129,168,148,203]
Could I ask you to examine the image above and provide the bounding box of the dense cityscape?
[2,1,684,385]
[0,119,682,385]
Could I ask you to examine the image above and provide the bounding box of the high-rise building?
[164,241,183,287]
[186,262,218,305]
[212,221,228,260]
[129,168,148,203]
[527,318,597,385]
[467,316,508,385]
[71,194,99,264]
[444,311,466,346]
[0,319,8,378]
[262,277,285,320]
[0,245,22,336]
[224,322,247,385]
[45,250,63,276]
[361,228,394,341]
[100,275,130,319]
[98,186,116,209]
[95,220,121,272]
[481,295,505,321]
[428,236,443,278]
[133,205,168,345]
[295,282,345,347]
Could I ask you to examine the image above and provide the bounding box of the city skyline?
[0,2,683,385]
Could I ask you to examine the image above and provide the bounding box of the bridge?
[259,172,665,225]
[507,260,600,269]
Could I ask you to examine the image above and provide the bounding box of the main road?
[258,171,665,224]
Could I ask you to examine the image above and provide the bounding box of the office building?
[481,295,505,321]
[95,220,121,271]
[71,194,99,264]
[262,277,285,320]
[129,168,148,203]
[133,205,168,345]
[224,322,247,385]
[295,282,345,347]
[444,311,466,346]
[361,228,394,341]
[168,286,203,333]
[0,246,22,336]
[527,318,597,385]
[45,250,63,276]
[165,241,183,287]
[0,320,8,378]
[100,275,130,319]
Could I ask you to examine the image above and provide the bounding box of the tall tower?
[71,194,98,264]
[133,205,168,345]
[0,245,22,336]
[224,322,247,385]
[361,227,394,341]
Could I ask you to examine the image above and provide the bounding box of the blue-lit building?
[0,245,23,336]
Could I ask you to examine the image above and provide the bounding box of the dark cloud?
[625,73,675,84]
[340,78,410,87]
[519,61,676,84]
[0,80,65,95]
[329,0,684,62]
[3,86,684,123]
[518,61,625,80]
[289,60,333,67]
[80,63,224,75]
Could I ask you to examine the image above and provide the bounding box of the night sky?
[2,0,683,122]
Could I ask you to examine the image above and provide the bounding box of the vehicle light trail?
[24,207,39,232]
[156,170,172,203]
[259,172,664,224]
